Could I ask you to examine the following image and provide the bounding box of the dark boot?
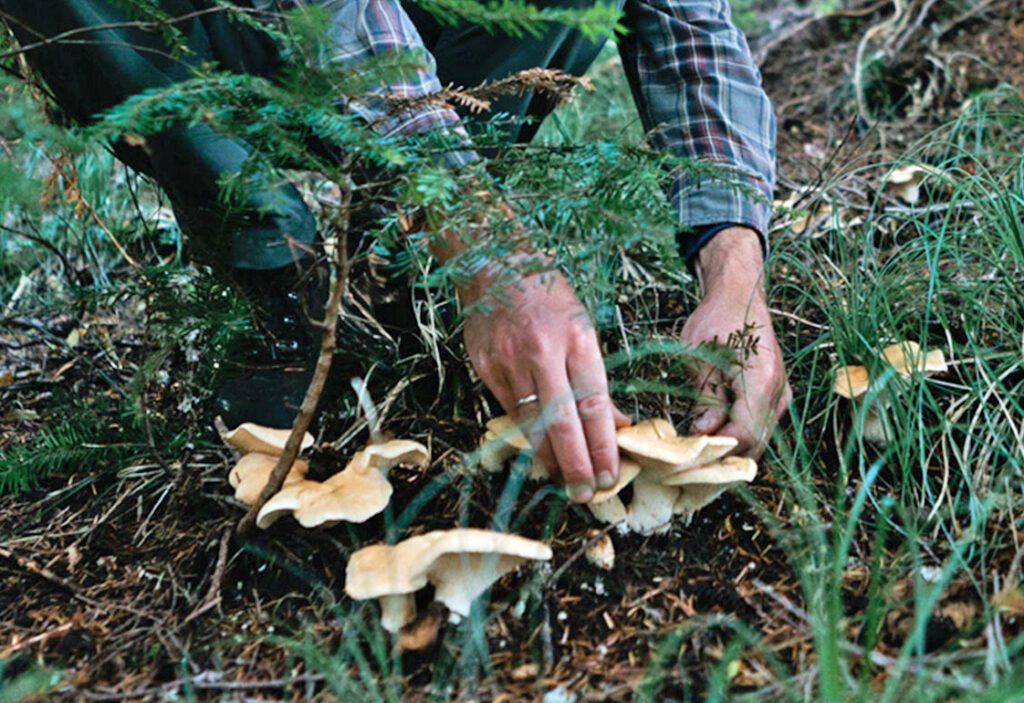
[213,254,333,429]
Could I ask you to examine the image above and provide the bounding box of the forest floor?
[2,0,1024,700]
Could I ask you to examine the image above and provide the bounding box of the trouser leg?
[404,0,611,144]
[0,0,316,270]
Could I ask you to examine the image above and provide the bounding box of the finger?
[533,364,595,503]
[689,363,729,435]
[502,369,559,475]
[719,374,779,460]
[568,347,619,491]
[612,406,633,428]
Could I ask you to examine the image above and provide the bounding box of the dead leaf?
[398,604,445,651]
[4,409,39,421]
[992,586,1024,616]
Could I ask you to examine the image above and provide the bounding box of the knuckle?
[525,334,552,358]
[545,404,578,434]
[588,441,617,467]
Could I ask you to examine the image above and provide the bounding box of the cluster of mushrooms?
[832,341,947,445]
[221,413,756,638]
[480,415,758,535]
[223,423,553,638]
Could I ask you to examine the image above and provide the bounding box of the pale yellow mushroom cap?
[668,457,757,525]
[660,456,758,486]
[881,342,948,376]
[352,439,430,473]
[228,452,309,506]
[255,439,429,530]
[617,419,721,473]
[835,341,947,400]
[223,422,314,456]
[479,415,548,480]
[344,528,552,620]
[590,458,642,504]
[833,365,871,399]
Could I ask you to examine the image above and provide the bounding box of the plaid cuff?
[671,171,772,266]
[347,99,479,169]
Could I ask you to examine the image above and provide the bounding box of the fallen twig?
[184,526,232,623]
[236,171,353,536]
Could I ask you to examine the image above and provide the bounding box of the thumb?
[689,365,729,435]
[612,406,633,428]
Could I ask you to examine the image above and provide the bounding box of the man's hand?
[461,267,628,503]
[679,227,791,458]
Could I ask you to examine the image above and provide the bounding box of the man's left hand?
[678,227,792,458]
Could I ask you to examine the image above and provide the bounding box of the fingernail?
[596,472,616,489]
[567,483,594,503]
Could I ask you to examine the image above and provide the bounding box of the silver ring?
[515,393,540,407]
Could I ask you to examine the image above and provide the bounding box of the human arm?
[617,0,789,453]
[284,0,627,497]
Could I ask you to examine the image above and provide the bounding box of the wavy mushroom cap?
[833,365,871,399]
[345,528,553,619]
[881,341,948,376]
[660,456,757,486]
[479,415,548,480]
[616,419,717,472]
[255,439,429,530]
[590,458,642,504]
[353,439,430,473]
[229,453,309,505]
[223,422,314,455]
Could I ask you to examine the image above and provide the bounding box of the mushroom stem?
[587,496,628,525]
[379,593,417,634]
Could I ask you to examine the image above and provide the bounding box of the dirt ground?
[2,0,1022,699]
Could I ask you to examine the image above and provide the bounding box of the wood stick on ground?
[184,526,232,623]
[236,174,352,536]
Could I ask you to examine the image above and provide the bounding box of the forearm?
[695,226,767,301]
[618,0,776,252]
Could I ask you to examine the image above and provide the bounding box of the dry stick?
[236,175,353,536]
[184,526,232,623]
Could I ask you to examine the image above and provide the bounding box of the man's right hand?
[461,267,629,503]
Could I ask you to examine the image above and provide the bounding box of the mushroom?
[881,341,948,376]
[256,438,429,529]
[478,415,548,480]
[344,528,552,632]
[228,452,309,505]
[664,456,758,525]
[614,419,748,533]
[832,341,947,445]
[833,364,871,399]
[624,474,680,534]
[584,530,615,571]
[223,422,314,456]
[617,419,736,475]
[882,164,946,205]
[586,458,641,526]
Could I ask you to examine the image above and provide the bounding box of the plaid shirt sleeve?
[617,0,776,256]
[268,0,477,168]
[271,0,773,250]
